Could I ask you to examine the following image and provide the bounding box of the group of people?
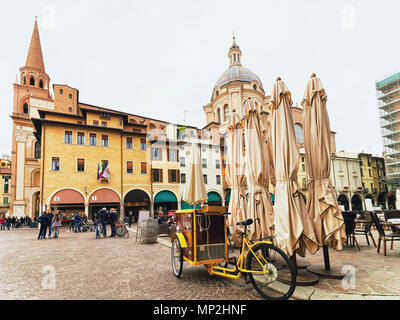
[69,212,88,233]
[94,207,118,238]
[0,216,32,230]
[37,209,62,239]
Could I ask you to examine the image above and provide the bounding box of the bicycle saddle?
[237,219,253,226]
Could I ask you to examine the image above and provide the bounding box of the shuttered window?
[127,161,133,174]
[141,162,147,174]
[77,158,85,172]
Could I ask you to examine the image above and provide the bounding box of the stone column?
[84,203,89,218]
[120,202,124,220]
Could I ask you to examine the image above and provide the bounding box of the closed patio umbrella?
[302,74,346,277]
[226,111,248,245]
[183,142,207,206]
[268,78,319,258]
[243,99,274,240]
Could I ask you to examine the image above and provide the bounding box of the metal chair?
[341,211,359,250]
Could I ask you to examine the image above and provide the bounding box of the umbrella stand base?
[278,268,319,286]
[274,256,311,269]
[306,265,346,279]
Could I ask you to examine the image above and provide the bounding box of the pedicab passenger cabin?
[171,205,227,265]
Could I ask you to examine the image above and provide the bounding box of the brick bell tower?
[10,18,52,218]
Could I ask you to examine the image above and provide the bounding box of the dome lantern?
[228,34,242,67]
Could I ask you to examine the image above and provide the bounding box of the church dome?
[214,65,264,90]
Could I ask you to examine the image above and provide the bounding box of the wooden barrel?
[141,219,158,244]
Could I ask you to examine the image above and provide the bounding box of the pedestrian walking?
[11,216,16,229]
[37,212,47,239]
[69,214,74,232]
[52,212,62,239]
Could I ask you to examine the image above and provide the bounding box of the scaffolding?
[376,70,400,187]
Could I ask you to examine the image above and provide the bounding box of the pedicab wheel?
[246,243,296,300]
[171,238,183,278]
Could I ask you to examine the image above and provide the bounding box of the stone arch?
[351,193,363,211]
[338,194,350,211]
[31,169,40,187]
[364,193,375,206]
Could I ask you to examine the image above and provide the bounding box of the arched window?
[39,80,44,88]
[224,105,229,121]
[34,141,41,159]
[294,123,304,144]
[29,77,35,86]
[253,84,258,90]
[23,103,29,114]
[23,77,26,85]
[216,108,221,123]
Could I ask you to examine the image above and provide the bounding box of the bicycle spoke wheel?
[246,243,296,300]
[171,238,183,278]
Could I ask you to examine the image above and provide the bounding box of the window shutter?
[151,169,154,182]
[177,170,180,183]
[160,169,163,183]
[168,169,172,183]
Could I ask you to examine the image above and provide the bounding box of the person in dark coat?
[5,217,11,230]
[37,212,47,239]
[109,209,117,237]
[74,212,82,233]
[97,207,108,238]
[47,209,54,238]
[128,211,133,228]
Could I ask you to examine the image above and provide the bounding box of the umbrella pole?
[307,245,346,279]
[323,245,331,270]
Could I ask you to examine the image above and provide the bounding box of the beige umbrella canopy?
[225,111,248,245]
[268,78,319,257]
[302,74,346,250]
[242,99,274,240]
[183,142,207,206]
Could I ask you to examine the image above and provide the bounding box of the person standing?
[52,212,61,239]
[74,212,81,233]
[97,207,108,238]
[0,217,5,231]
[47,209,54,238]
[37,212,47,239]
[5,217,11,230]
[109,208,117,237]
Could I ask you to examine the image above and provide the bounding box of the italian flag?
[97,162,103,181]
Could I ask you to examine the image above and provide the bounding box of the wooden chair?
[383,210,400,234]
[370,212,400,256]
[353,211,376,248]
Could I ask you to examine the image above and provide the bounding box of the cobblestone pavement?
[305,229,400,296]
[1,228,399,300]
[0,228,261,300]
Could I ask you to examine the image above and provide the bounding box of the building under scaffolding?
[376,70,400,189]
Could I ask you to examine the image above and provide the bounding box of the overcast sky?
[1,0,399,157]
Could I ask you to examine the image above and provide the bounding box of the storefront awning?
[50,189,85,205]
[89,188,120,203]
[154,191,177,203]
[207,192,222,202]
